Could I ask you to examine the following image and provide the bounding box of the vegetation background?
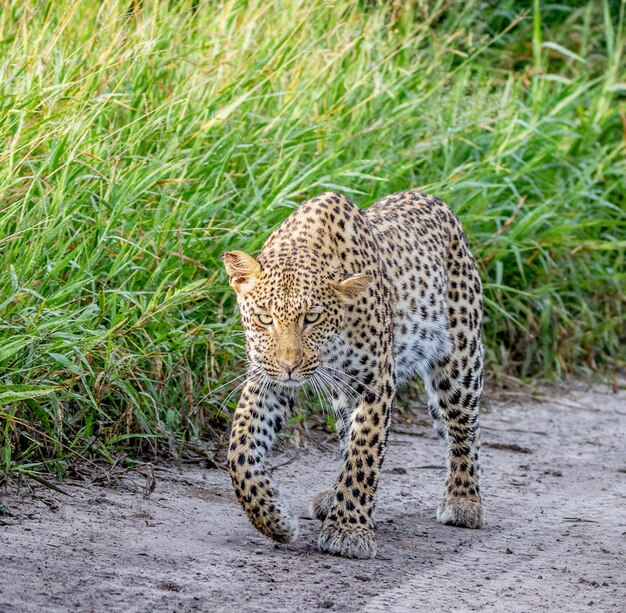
[0,0,624,479]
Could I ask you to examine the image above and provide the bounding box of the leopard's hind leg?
[422,351,483,528]
[422,237,484,529]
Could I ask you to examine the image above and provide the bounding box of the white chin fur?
[279,379,304,388]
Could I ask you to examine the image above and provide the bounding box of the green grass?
[1,0,624,478]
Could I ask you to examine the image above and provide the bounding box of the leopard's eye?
[304,311,321,325]
[256,313,273,326]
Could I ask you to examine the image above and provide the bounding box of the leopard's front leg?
[228,379,297,543]
[312,388,356,521]
[318,370,394,559]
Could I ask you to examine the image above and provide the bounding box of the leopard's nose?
[277,359,302,374]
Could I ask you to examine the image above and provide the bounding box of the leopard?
[221,190,484,559]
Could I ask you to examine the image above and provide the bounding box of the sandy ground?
[1,381,625,612]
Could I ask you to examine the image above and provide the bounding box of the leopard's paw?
[436,497,483,529]
[253,499,299,544]
[311,489,335,521]
[318,520,376,559]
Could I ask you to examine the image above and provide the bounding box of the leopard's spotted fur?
[222,190,484,559]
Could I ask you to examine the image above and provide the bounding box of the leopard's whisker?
[219,379,251,410]
[205,370,254,397]
[314,371,338,401]
[191,368,263,414]
[316,370,356,427]
[218,368,266,410]
[261,374,274,398]
[316,372,351,406]
[320,363,383,400]
[320,365,370,396]
[317,368,359,401]
[315,373,351,432]
[310,374,332,416]
[315,376,333,409]
[307,377,324,414]
[316,371,352,428]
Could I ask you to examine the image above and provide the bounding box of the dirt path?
[1,382,625,612]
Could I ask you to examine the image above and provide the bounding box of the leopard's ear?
[221,251,261,294]
[332,274,374,302]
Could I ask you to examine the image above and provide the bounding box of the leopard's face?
[239,279,344,386]
[222,249,372,387]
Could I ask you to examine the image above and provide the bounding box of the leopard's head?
[222,248,372,386]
